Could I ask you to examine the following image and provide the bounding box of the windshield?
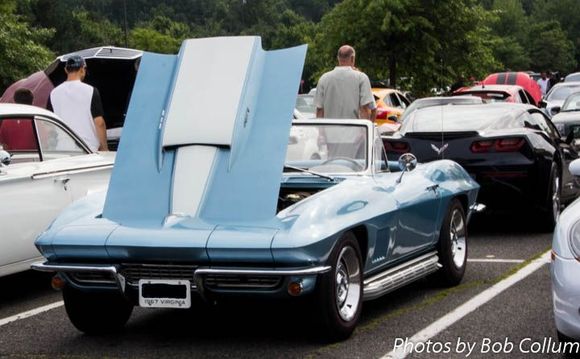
[295,95,315,117]
[460,91,509,103]
[285,124,368,173]
[547,85,580,101]
[562,93,580,111]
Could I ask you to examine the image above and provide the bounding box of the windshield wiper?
[283,164,335,182]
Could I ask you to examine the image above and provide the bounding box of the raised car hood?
[103,37,306,226]
[40,37,306,263]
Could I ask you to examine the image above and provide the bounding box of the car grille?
[119,264,196,285]
[203,274,282,290]
[69,272,116,285]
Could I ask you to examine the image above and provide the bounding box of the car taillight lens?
[470,140,494,153]
[495,138,525,152]
[470,138,525,153]
[376,107,390,120]
[384,141,410,153]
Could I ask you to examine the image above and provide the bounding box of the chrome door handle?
[54,177,70,190]
[425,184,439,192]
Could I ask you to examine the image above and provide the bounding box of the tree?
[489,0,531,70]
[528,20,576,73]
[0,12,54,89]
[311,0,500,96]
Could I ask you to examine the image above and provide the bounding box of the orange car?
[371,88,411,126]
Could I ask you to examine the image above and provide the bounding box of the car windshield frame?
[547,85,580,101]
[284,121,371,175]
[562,93,580,112]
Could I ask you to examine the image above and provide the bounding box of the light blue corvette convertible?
[33,37,481,341]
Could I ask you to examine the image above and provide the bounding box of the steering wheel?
[320,157,364,171]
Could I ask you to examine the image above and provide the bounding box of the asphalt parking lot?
[0,213,569,359]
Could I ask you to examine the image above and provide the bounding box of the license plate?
[138,279,191,309]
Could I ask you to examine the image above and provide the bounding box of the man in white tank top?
[48,55,108,152]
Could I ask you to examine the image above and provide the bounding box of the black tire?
[315,231,363,342]
[557,331,580,358]
[63,286,133,335]
[540,164,561,231]
[433,198,467,286]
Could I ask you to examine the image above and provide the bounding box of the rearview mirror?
[398,153,417,172]
[551,106,561,115]
[570,158,580,177]
[0,149,11,166]
[396,153,417,184]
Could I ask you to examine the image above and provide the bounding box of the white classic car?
[0,104,114,277]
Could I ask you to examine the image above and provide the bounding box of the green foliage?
[312,0,500,96]
[528,20,576,73]
[2,0,579,95]
[0,12,54,89]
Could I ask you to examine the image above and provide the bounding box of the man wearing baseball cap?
[48,54,108,151]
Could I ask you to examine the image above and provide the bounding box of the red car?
[481,72,542,106]
[454,84,536,105]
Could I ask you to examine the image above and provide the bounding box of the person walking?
[48,55,108,151]
[314,45,376,120]
[538,71,550,97]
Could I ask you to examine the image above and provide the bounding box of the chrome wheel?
[335,246,361,322]
[552,174,561,223]
[450,208,466,268]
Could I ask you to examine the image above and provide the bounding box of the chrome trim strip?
[32,164,113,179]
[469,203,486,213]
[193,266,331,277]
[31,262,118,274]
[31,262,124,290]
[363,251,440,301]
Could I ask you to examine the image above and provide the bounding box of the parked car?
[32,36,481,341]
[0,104,114,277]
[371,88,411,125]
[295,94,315,118]
[541,82,580,117]
[481,71,542,106]
[453,85,535,105]
[383,103,579,228]
[552,158,580,342]
[398,96,482,125]
[564,72,580,83]
[1,46,143,150]
[549,91,580,141]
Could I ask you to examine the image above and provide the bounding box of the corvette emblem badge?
[431,143,449,155]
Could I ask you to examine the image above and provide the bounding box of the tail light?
[376,107,390,120]
[470,138,525,153]
[384,140,410,154]
[495,138,525,152]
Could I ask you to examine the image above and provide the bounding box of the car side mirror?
[570,158,580,176]
[396,153,417,184]
[398,153,417,172]
[0,149,11,166]
[387,115,398,122]
[552,106,561,115]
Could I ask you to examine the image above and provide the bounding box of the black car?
[383,103,579,227]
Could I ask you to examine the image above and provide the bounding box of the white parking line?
[382,250,551,359]
[0,301,63,327]
[467,258,524,263]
